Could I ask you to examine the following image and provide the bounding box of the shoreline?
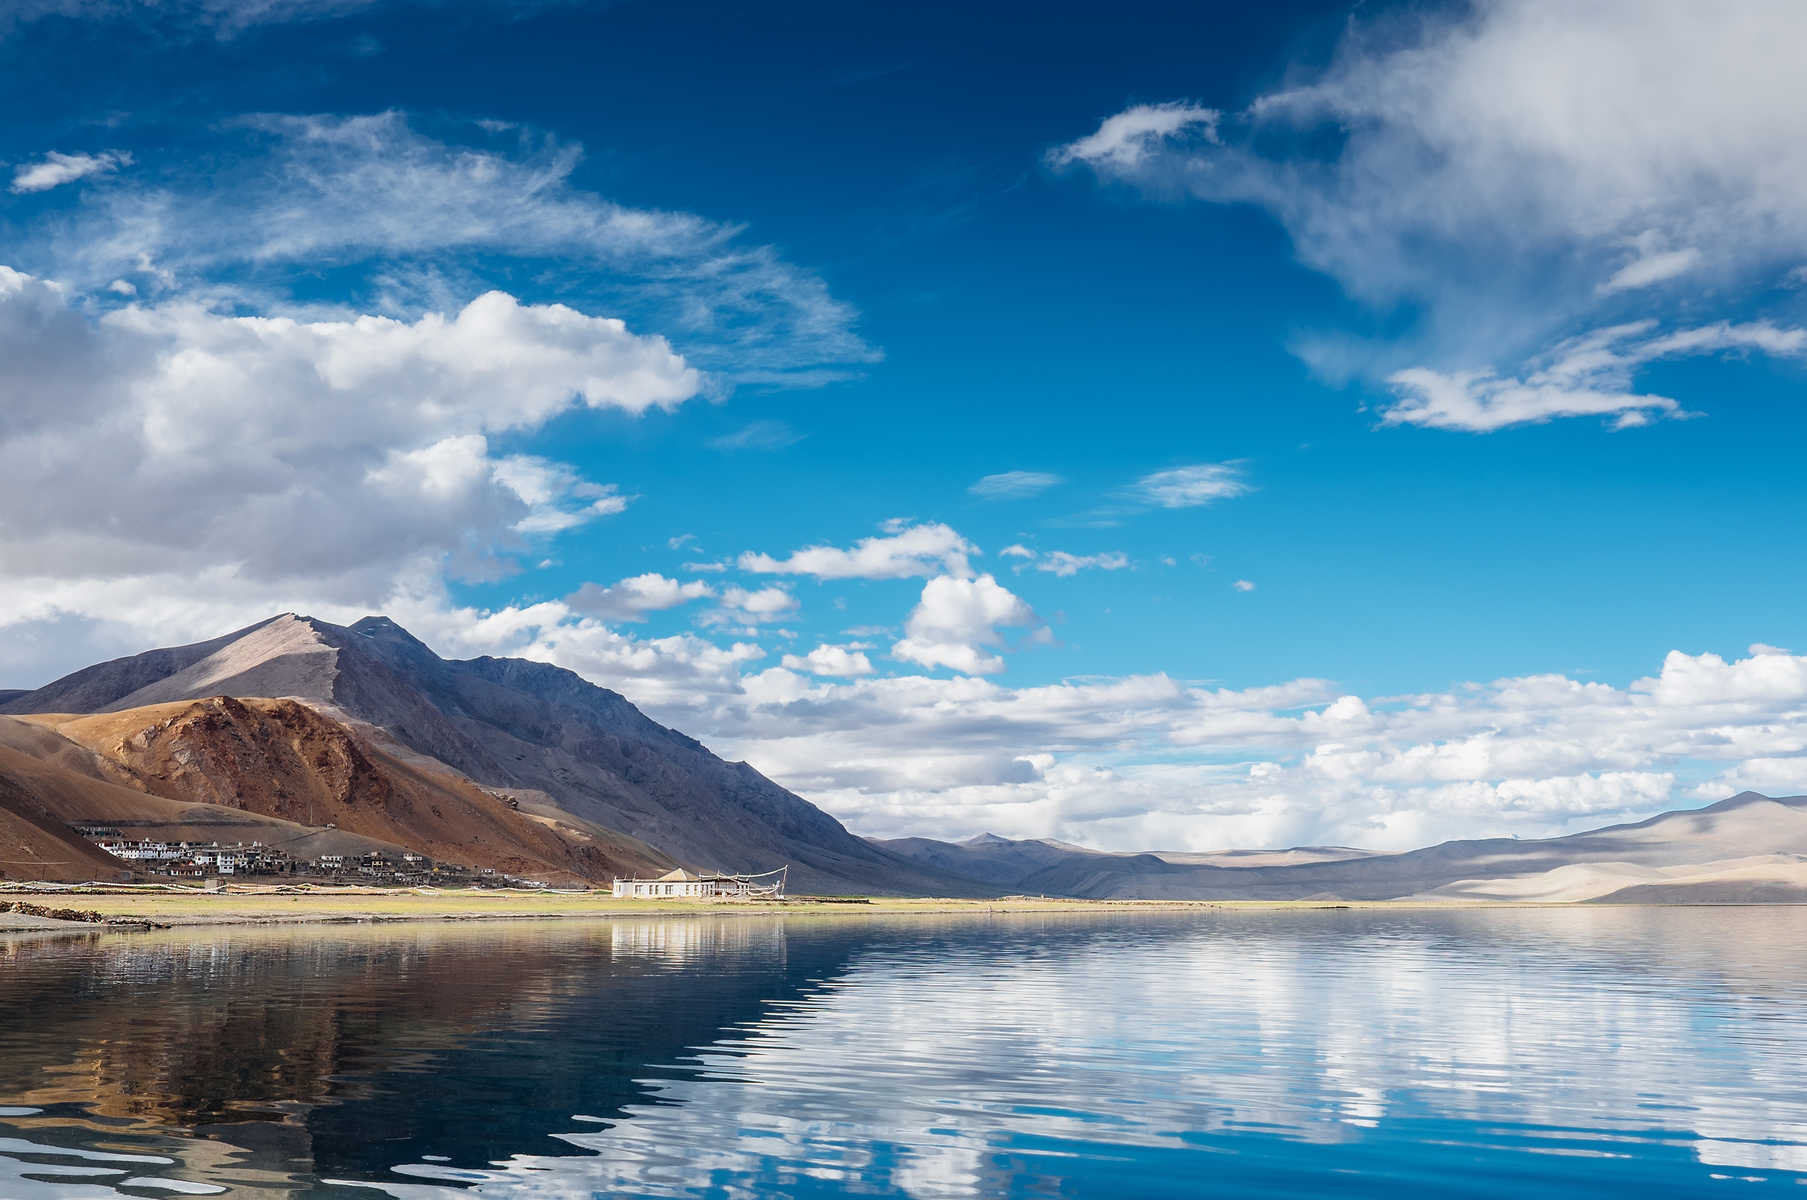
[2,888,1233,929]
[4,886,1802,930]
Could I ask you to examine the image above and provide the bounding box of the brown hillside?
[0,759,130,883]
[29,698,671,885]
[0,716,429,880]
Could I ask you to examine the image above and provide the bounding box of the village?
[69,825,545,888]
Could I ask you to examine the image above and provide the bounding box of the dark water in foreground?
[2,909,1806,1198]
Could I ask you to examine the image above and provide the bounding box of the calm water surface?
[2,909,1805,1197]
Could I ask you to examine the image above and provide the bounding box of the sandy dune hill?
[4,614,970,896]
[1423,853,1807,903]
[25,698,673,886]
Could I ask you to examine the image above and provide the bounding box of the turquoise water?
[2,908,1805,1197]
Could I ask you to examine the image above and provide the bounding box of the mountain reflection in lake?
[3,909,1806,1198]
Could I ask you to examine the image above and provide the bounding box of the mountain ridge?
[881,789,1807,901]
[6,614,1804,901]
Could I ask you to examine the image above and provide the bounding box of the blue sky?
[2,0,1804,850]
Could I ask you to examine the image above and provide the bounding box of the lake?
[2,908,1805,1197]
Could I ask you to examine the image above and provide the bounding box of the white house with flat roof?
[612,866,786,900]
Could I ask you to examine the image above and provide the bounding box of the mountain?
[2,614,968,895]
[881,792,1807,902]
[875,832,1376,895]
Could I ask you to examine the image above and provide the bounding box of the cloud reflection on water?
[3,911,1806,1198]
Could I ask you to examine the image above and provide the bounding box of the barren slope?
[0,717,400,881]
[30,698,672,886]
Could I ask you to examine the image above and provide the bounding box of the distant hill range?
[880,791,1807,903]
[1,613,1802,901]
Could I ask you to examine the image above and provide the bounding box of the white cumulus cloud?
[0,267,689,598]
[781,644,876,677]
[566,574,713,623]
[891,574,1040,675]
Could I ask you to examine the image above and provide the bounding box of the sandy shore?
[0,886,1394,928]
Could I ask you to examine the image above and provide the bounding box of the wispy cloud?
[0,0,573,40]
[1128,462,1251,508]
[999,546,1131,577]
[968,470,1063,500]
[25,112,875,385]
[1598,245,1703,295]
[10,149,130,193]
[1047,101,1218,172]
[1382,320,1805,432]
[709,419,805,451]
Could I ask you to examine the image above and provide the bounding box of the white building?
[192,848,250,875]
[612,866,787,900]
[97,839,176,861]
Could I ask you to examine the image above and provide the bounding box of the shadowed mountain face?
[2,614,968,896]
[882,793,1807,902]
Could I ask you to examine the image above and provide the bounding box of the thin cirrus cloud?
[1050,0,1807,431]
[709,419,805,451]
[968,470,1064,499]
[1127,462,1251,508]
[22,111,875,384]
[1598,245,1703,295]
[0,0,576,40]
[1000,546,1131,577]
